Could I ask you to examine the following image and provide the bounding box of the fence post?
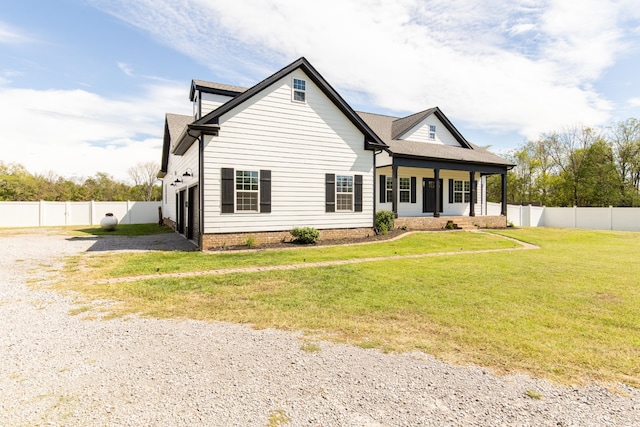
[39,200,45,227]
[573,206,577,229]
[127,200,132,224]
[610,206,614,230]
[65,201,71,225]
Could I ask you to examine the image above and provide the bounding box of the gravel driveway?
[1,230,638,426]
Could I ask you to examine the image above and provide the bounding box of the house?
[159,57,514,250]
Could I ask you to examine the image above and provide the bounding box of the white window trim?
[453,179,470,204]
[235,170,259,212]
[292,77,306,103]
[385,176,393,203]
[399,177,411,203]
[336,175,354,211]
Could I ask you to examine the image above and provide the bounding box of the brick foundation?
[202,227,375,251]
[394,215,506,231]
[175,215,506,251]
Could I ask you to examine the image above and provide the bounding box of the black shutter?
[325,173,335,212]
[221,168,234,213]
[379,174,386,203]
[448,179,454,204]
[354,175,363,212]
[260,170,271,213]
[410,176,417,204]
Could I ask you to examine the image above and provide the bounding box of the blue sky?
[1,0,640,183]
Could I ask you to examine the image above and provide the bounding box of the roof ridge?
[356,111,400,119]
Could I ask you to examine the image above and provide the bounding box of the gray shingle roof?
[165,113,192,147]
[357,111,514,167]
[191,79,248,93]
[391,108,437,140]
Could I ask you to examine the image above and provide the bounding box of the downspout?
[198,133,205,250]
[373,149,381,227]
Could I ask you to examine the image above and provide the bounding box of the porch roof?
[358,111,515,169]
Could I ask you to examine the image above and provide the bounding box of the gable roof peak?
[192,57,385,149]
[391,106,472,149]
[391,107,438,140]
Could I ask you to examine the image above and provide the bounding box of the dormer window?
[429,125,436,140]
[292,78,306,103]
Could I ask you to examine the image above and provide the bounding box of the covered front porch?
[376,156,509,228]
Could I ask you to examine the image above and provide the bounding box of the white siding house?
[159,58,513,250]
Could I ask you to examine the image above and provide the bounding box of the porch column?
[434,168,441,218]
[469,170,476,217]
[392,163,398,218]
[501,172,507,216]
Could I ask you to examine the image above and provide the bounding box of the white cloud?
[0,83,190,183]
[117,62,134,77]
[0,21,30,44]
[88,0,640,142]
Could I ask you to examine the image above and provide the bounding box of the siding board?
[201,69,373,233]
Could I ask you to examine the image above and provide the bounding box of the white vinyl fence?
[0,201,161,227]
[503,203,640,232]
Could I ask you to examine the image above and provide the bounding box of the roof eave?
[172,124,220,155]
[392,152,514,169]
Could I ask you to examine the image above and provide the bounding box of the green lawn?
[67,231,519,280]
[58,228,640,387]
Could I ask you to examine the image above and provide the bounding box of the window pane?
[464,181,470,192]
[399,177,410,190]
[235,170,259,211]
[237,192,258,211]
[336,194,353,211]
[293,91,305,102]
[337,176,353,193]
[399,191,410,203]
[293,79,306,90]
[454,180,463,191]
[464,193,470,203]
[454,193,463,203]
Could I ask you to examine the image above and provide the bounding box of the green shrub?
[375,210,395,235]
[244,235,256,248]
[290,227,320,244]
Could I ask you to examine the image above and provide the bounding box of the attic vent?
[292,78,306,102]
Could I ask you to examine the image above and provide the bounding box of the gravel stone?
[1,231,639,426]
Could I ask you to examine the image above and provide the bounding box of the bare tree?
[127,161,160,201]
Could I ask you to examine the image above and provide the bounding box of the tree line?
[488,118,640,207]
[0,161,161,202]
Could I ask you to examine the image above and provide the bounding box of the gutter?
[172,124,220,156]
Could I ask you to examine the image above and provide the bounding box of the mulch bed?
[210,229,409,252]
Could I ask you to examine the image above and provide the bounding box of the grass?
[73,223,173,237]
[55,228,640,387]
[65,231,518,281]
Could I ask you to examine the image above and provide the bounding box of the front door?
[423,178,443,213]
